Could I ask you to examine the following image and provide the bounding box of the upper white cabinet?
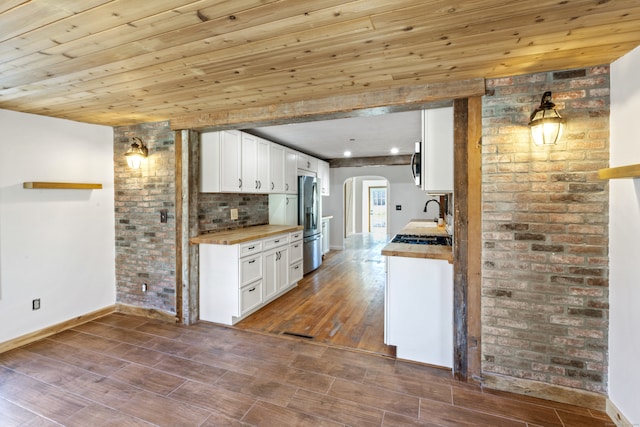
[297,152,318,173]
[317,159,330,196]
[270,144,286,193]
[201,129,243,193]
[284,148,298,194]
[201,130,321,195]
[421,106,454,194]
[241,133,270,193]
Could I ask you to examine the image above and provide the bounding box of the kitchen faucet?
[423,198,440,221]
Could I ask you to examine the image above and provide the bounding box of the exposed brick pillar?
[482,67,610,393]
[114,121,177,315]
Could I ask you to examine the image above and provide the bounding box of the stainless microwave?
[410,141,421,186]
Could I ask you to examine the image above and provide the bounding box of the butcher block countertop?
[190,224,303,245]
[381,219,453,263]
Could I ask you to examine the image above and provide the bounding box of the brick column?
[482,67,610,393]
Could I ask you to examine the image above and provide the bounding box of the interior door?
[368,186,387,234]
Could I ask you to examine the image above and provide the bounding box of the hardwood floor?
[0,313,614,426]
[235,233,394,357]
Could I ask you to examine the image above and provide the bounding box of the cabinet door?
[321,219,330,254]
[297,153,318,173]
[276,247,289,291]
[285,195,298,226]
[422,107,453,194]
[270,144,286,193]
[220,130,243,192]
[241,133,258,193]
[200,131,220,193]
[263,249,278,300]
[256,137,270,193]
[285,149,298,194]
[318,160,330,196]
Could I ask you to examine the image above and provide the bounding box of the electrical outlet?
[142,283,148,292]
[230,208,239,220]
[160,209,168,223]
[32,298,40,310]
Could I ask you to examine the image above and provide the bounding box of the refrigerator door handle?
[311,181,317,229]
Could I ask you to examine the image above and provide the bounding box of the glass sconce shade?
[124,137,148,169]
[528,91,565,146]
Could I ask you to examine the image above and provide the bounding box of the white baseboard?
[607,399,635,427]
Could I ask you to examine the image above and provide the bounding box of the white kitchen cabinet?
[199,232,299,325]
[284,148,298,194]
[317,159,330,196]
[321,217,330,255]
[261,234,289,301]
[270,143,286,193]
[220,130,243,192]
[289,231,303,284]
[268,194,298,226]
[421,106,454,194]
[201,130,243,193]
[385,255,453,367]
[297,152,318,173]
[241,133,270,193]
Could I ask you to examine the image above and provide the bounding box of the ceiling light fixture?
[344,150,352,157]
[528,91,565,146]
[124,137,148,169]
[390,147,399,155]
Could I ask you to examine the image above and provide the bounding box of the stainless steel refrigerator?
[298,175,322,274]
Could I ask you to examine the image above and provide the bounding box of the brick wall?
[199,193,268,233]
[114,121,177,314]
[482,67,610,393]
[114,123,269,315]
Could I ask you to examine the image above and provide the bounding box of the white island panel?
[386,256,453,368]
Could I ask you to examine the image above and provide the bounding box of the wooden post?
[452,97,482,382]
[176,129,200,325]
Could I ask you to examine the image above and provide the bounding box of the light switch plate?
[230,208,238,220]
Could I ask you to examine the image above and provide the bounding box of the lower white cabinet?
[199,232,301,325]
[321,218,330,255]
[263,244,288,300]
[289,231,303,284]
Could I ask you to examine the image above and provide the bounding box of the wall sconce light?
[124,137,148,169]
[528,91,565,146]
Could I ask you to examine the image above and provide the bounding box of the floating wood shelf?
[598,164,640,180]
[23,182,103,190]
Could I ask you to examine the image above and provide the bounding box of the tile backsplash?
[198,193,269,233]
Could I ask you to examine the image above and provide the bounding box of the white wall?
[0,109,115,343]
[609,46,640,424]
[324,165,438,249]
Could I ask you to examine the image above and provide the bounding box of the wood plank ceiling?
[0,0,639,127]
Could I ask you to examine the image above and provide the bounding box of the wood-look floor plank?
[0,396,42,427]
[242,400,344,427]
[287,388,384,427]
[0,311,616,426]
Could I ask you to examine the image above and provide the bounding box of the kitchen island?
[382,219,453,368]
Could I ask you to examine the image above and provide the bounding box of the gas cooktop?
[391,234,452,246]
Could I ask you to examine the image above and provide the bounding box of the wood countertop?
[381,219,453,263]
[190,224,303,245]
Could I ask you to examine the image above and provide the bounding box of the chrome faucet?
[423,198,440,221]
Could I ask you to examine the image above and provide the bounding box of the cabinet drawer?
[264,234,288,250]
[290,241,303,263]
[240,281,263,315]
[290,262,303,284]
[240,240,262,257]
[289,230,302,242]
[240,255,262,287]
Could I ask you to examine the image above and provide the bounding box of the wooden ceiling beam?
[169,78,486,131]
